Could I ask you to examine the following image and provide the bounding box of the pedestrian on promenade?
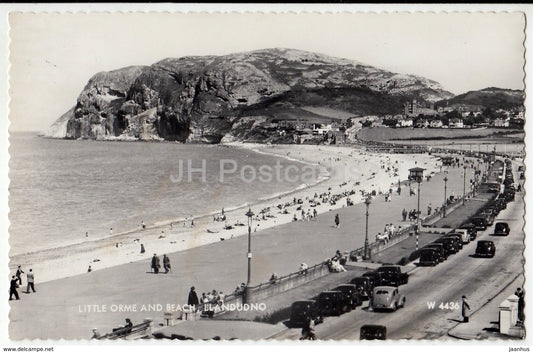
[9,275,19,301]
[516,288,525,323]
[15,265,24,285]
[188,286,199,311]
[402,208,407,222]
[461,295,471,323]
[334,214,340,228]
[141,220,145,230]
[427,204,432,216]
[26,269,35,293]
[163,254,171,273]
[140,243,145,254]
[151,253,161,274]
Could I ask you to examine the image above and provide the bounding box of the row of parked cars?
[289,265,409,329]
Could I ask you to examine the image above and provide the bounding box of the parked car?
[289,300,322,327]
[494,222,510,236]
[424,243,447,261]
[362,271,382,288]
[334,284,363,309]
[360,325,387,340]
[376,265,409,286]
[459,223,477,240]
[317,291,351,316]
[443,234,463,250]
[471,216,488,231]
[371,286,406,312]
[419,248,439,266]
[475,240,496,258]
[434,238,458,255]
[349,277,372,300]
[450,230,470,244]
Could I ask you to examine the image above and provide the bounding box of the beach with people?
[9,142,440,284]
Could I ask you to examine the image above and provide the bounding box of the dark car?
[419,248,439,266]
[443,234,463,250]
[479,210,495,225]
[434,238,458,255]
[289,300,321,327]
[475,240,496,258]
[424,243,447,261]
[334,284,363,309]
[494,222,510,236]
[376,265,409,286]
[459,223,478,241]
[362,271,382,288]
[471,216,488,231]
[349,277,372,300]
[360,325,387,340]
[317,291,350,316]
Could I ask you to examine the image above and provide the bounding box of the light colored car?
[371,286,405,312]
[452,229,470,244]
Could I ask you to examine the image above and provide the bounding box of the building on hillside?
[449,118,464,129]
[493,118,510,128]
[398,119,413,127]
[415,119,429,128]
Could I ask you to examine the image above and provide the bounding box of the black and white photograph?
[2,6,530,347]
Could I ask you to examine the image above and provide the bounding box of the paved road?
[270,187,524,340]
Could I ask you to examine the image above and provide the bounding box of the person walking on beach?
[461,295,471,323]
[9,275,19,301]
[151,254,161,274]
[402,208,407,222]
[141,220,146,230]
[163,254,171,273]
[25,269,35,293]
[188,286,199,311]
[334,214,340,228]
[15,265,24,285]
[140,243,145,254]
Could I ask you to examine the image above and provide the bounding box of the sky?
[8,12,526,132]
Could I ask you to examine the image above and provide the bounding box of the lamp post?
[364,197,371,260]
[245,208,254,302]
[463,165,467,205]
[409,167,424,251]
[443,174,448,218]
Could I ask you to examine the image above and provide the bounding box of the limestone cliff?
[49,48,455,143]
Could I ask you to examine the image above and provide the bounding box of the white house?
[430,120,443,128]
[449,118,464,129]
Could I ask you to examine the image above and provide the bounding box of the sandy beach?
[9,143,441,283]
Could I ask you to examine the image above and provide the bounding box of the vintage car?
[459,223,477,241]
[289,300,322,327]
[360,325,387,340]
[371,286,406,312]
[334,284,363,309]
[450,229,470,244]
[443,234,463,250]
[418,248,439,266]
[494,222,510,236]
[317,291,351,316]
[376,265,409,286]
[475,240,496,258]
[471,216,488,231]
[424,243,447,261]
[434,238,458,255]
[349,277,373,300]
[362,271,382,288]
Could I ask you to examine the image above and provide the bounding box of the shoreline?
[9,143,441,283]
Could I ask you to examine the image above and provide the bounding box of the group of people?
[401,208,421,222]
[9,265,35,301]
[326,250,347,273]
[151,254,171,274]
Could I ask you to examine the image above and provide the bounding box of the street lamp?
[409,167,425,251]
[463,165,467,205]
[443,173,448,218]
[364,197,371,260]
[245,208,254,302]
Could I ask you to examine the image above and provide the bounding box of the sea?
[8,132,317,257]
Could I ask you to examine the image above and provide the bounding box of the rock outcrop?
[48,48,455,143]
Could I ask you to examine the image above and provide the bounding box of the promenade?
[9,157,477,339]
